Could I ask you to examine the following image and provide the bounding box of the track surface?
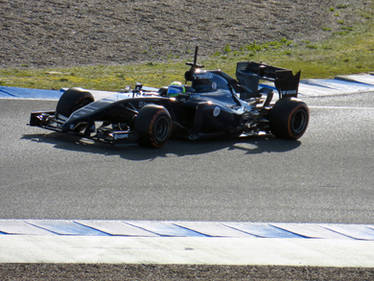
[0,92,373,223]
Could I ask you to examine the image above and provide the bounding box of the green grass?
[0,7,373,91]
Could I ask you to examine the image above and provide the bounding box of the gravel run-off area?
[1,264,374,281]
[0,0,371,67]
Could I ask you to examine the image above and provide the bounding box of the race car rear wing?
[236,61,301,99]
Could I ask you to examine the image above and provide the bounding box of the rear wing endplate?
[236,61,300,98]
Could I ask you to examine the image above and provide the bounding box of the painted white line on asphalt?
[309,105,374,110]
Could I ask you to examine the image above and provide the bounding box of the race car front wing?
[29,110,138,144]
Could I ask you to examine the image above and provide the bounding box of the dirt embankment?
[0,0,370,67]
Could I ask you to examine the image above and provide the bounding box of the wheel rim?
[291,108,308,135]
[154,116,170,142]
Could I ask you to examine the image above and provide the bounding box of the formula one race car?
[30,47,309,148]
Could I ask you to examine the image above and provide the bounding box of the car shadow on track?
[21,132,301,161]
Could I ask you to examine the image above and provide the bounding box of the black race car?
[30,47,309,148]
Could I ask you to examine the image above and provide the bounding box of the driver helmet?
[167,81,185,97]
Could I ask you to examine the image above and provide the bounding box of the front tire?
[56,88,94,118]
[134,104,172,148]
[269,98,309,140]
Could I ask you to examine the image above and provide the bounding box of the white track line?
[309,105,374,110]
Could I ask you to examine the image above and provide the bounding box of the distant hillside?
[0,0,370,67]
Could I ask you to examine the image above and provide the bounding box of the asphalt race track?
[0,92,373,223]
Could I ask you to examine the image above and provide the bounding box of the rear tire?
[56,88,94,118]
[269,98,309,140]
[134,104,172,148]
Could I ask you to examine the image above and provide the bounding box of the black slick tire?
[134,104,172,148]
[56,88,94,118]
[269,98,309,140]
